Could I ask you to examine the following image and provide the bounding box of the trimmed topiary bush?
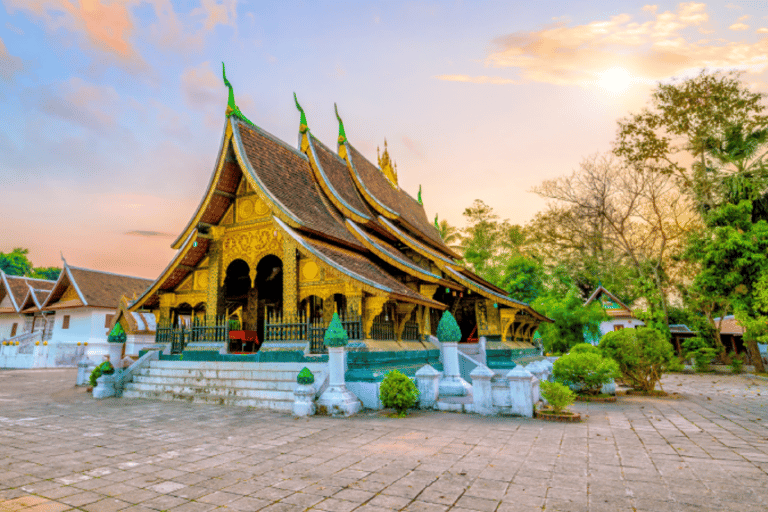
[89,361,115,388]
[540,381,576,414]
[297,367,315,385]
[729,352,744,374]
[570,343,600,355]
[324,312,349,347]
[600,327,676,391]
[379,370,419,417]
[436,311,461,342]
[107,323,126,344]
[552,351,619,395]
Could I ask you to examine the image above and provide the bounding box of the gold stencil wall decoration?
[60,286,80,303]
[301,261,319,282]
[195,270,209,290]
[221,226,283,278]
[176,274,193,291]
[237,198,255,220]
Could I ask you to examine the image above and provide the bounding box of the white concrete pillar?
[525,361,546,403]
[470,365,495,415]
[76,358,91,386]
[478,336,487,365]
[293,384,316,416]
[317,346,361,416]
[506,366,534,418]
[438,341,471,396]
[93,374,117,399]
[415,364,440,409]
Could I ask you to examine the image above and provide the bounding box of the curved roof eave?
[172,117,232,250]
[377,216,456,266]
[129,230,198,311]
[230,118,304,228]
[345,220,442,283]
[0,272,19,312]
[342,141,400,219]
[307,136,371,224]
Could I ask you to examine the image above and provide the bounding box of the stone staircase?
[122,360,326,412]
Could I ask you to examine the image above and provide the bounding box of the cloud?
[125,230,175,238]
[435,74,519,84]
[5,0,146,70]
[730,22,749,31]
[0,37,25,82]
[758,28,768,34]
[5,23,24,35]
[181,61,221,108]
[191,0,237,31]
[30,77,122,133]
[401,136,424,159]
[148,0,237,53]
[481,2,768,87]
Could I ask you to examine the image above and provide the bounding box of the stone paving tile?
[1,371,768,512]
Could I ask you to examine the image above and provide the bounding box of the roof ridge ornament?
[418,185,423,205]
[221,62,255,127]
[294,92,308,133]
[334,103,347,144]
[434,213,439,231]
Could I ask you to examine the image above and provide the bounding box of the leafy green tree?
[552,351,619,395]
[0,248,34,276]
[532,288,608,354]
[436,219,463,252]
[599,327,676,392]
[30,267,61,281]
[683,200,768,372]
[496,255,544,304]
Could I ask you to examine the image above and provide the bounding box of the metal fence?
[266,310,363,354]
[156,317,229,354]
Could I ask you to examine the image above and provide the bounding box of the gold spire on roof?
[377,139,398,188]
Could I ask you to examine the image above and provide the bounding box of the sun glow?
[597,67,633,94]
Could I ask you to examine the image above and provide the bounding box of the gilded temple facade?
[129,65,549,353]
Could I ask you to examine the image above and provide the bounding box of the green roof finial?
[294,92,308,133]
[417,185,423,205]
[335,103,347,144]
[434,213,439,230]
[221,62,255,126]
[324,312,349,347]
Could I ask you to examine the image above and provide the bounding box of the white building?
[35,260,154,367]
[584,285,645,343]
[0,272,56,341]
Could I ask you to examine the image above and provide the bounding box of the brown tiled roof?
[346,144,452,254]
[235,122,363,249]
[304,239,445,309]
[44,266,153,310]
[719,316,745,335]
[19,287,52,313]
[1,274,56,313]
[311,136,376,220]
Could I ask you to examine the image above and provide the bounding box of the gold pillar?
[418,284,438,339]
[282,238,298,316]
[395,303,417,342]
[159,293,174,326]
[363,295,389,339]
[206,228,225,323]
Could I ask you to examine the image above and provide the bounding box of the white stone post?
[525,361,547,403]
[540,359,554,381]
[293,384,316,416]
[506,367,534,418]
[438,342,471,396]
[478,336,487,365]
[93,374,117,399]
[470,365,495,415]
[317,346,361,416]
[76,358,91,386]
[415,364,440,409]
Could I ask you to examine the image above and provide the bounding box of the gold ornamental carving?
[221,226,283,275]
[195,270,209,290]
[363,295,389,339]
[301,261,319,282]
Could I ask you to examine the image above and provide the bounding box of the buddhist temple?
[129,64,549,355]
[584,285,645,340]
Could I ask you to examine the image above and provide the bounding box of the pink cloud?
[0,37,25,82]
[435,74,519,84]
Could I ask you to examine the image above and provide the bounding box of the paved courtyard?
[0,370,766,512]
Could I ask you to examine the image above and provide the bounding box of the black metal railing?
[156,317,229,354]
[265,309,363,354]
[370,320,395,341]
[402,321,420,341]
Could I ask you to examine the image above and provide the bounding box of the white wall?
[597,318,646,339]
[50,308,114,344]
[0,313,26,340]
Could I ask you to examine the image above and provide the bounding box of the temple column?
[283,238,298,316]
[363,295,388,339]
[419,285,438,339]
[206,227,225,323]
[159,293,174,327]
[395,303,417,342]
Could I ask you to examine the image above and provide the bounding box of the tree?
[533,154,699,329]
[30,267,61,281]
[614,69,768,204]
[683,200,768,372]
[532,288,608,354]
[496,255,544,304]
[0,248,34,276]
[435,219,463,252]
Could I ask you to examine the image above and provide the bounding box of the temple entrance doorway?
[255,255,283,342]
[224,259,259,353]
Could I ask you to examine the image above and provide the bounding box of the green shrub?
[729,353,744,374]
[436,311,461,342]
[553,352,619,395]
[540,381,576,413]
[570,343,600,355]
[379,370,419,417]
[89,361,115,387]
[600,327,676,391]
[682,336,717,372]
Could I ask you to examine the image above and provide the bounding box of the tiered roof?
[585,285,634,319]
[0,272,56,314]
[130,69,549,323]
[42,261,153,310]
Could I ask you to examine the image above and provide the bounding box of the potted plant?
[538,381,580,422]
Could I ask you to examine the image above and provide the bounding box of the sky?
[2,1,768,280]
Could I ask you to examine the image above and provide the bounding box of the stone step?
[138,367,302,381]
[131,375,296,392]
[121,387,293,411]
[148,360,324,371]
[124,381,294,401]
[436,395,474,413]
